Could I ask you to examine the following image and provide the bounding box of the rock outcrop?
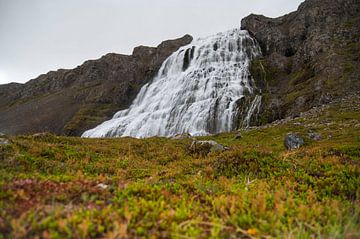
[241,0,360,125]
[0,35,193,136]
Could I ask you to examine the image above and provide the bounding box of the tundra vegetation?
[0,97,359,238]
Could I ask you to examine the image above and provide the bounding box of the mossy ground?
[0,97,359,239]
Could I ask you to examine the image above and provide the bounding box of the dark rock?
[242,0,360,125]
[190,140,226,155]
[0,35,193,136]
[284,133,305,150]
[234,133,242,140]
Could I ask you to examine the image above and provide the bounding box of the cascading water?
[82,29,262,138]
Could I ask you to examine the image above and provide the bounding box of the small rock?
[33,132,52,139]
[0,138,10,146]
[190,140,226,155]
[308,132,322,141]
[0,132,5,137]
[234,133,242,140]
[171,133,193,140]
[97,183,108,189]
[284,133,304,150]
[292,113,300,119]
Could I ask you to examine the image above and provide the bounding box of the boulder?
[190,140,226,155]
[284,133,304,150]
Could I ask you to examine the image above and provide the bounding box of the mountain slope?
[0,35,193,136]
[241,0,360,124]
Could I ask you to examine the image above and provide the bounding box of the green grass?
[0,97,359,238]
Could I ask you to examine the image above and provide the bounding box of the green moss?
[249,59,280,88]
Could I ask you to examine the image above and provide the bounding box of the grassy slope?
[0,97,359,239]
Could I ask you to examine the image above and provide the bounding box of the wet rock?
[190,140,226,155]
[284,133,304,150]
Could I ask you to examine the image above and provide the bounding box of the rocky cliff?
[0,35,193,136]
[241,0,360,124]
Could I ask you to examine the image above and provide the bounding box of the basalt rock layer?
[241,0,360,124]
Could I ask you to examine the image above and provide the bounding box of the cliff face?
[0,35,193,136]
[241,0,360,124]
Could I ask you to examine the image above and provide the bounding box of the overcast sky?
[0,0,303,85]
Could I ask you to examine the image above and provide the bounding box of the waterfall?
[82,29,262,138]
[243,95,262,127]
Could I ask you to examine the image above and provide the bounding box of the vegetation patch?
[0,98,359,238]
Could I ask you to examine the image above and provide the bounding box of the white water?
[243,95,262,127]
[82,29,262,138]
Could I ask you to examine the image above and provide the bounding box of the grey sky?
[0,0,303,85]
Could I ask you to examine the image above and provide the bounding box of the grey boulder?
[190,140,227,155]
[284,133,304,150]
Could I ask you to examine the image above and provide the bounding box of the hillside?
[1,95,359,238]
